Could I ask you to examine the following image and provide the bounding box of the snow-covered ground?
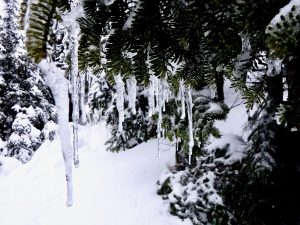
[215,80,249,138]
[0,123,191,225]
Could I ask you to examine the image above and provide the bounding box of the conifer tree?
[0,0,55,162]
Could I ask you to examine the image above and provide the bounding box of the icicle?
[155,79,159,113]
[68,23,80,168]
[148,75,157,117]
[23,0,32,35]
[179,79,186,119]
[114,74,125,132]
[62,3,83,168]
[161,77,170,112]
[39,60,73,207]
[157,79,162,158]
[79,72,87,125]
[186,87,194,165]
[126,77,137,115]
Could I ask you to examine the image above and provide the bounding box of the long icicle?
[157,79,162,158]
[186,87,194,165]
[115,74,125,133]
[63,3,83,168]
[179,79,186,119]
[39,60,73,207]
[126,77,137,115]
[148,75,157,118]
[79,72,87,125]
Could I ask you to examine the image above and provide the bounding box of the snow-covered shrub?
[40,121,58,141]
[224,103,293,225]
[0,139,7,156]
[88,73,113,123]
[266,1,300,58]
[157,135,246,225]
[160,89,229,165]
[6,108,42,163]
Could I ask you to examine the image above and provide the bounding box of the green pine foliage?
[25,0,70,63]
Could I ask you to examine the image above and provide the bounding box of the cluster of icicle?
[114,75,194,165]
[177,80,194,165]
[147,75,171,157]
[114,75,137,133]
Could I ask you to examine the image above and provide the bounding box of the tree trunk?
[215,72,224,101]
[266,73,283,109]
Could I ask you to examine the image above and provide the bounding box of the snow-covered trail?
[0,123,191,225]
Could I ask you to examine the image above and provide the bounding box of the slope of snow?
[215,80,249,138]
[0,123,191,225]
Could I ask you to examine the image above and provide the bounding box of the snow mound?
[0,155,22,177]
[0,123,191,225]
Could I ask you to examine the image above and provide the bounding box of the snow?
[0,0,4,12]
[0,123,191,225]
[205,134,247,165]
[215,79,249,138]
[207,102,223,113]
[123,1,141,30]
[103,0,117,6]
[268,0,300,26]
[0,155,21,177]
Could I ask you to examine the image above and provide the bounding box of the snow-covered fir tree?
[0,0,56,163]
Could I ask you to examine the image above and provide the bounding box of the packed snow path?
[0,123,191,225]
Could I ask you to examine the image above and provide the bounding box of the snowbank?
[0,155,22,177]
[0,123,191,225]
